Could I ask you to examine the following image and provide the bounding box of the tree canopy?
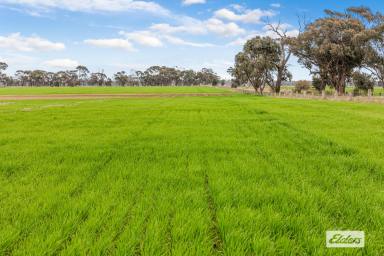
[229,36,281,94]
[0,64,222,87]
[290,7,384,95]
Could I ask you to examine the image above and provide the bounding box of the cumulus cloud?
[228,23,299,46]
[151,17,245,37]
[230,4,246,12]
[43,58,79,69]
[2,0,170,15]
[150,22,206,35]
[205,18,245,36]
[119,31,163,47]
[0,54,35,66]
[0,33,65,52]
[214,8,275,24]
[182,0,206,6]
[84,38,135,51]
[163,35,214,47]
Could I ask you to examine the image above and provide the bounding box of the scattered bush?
[294,80,311,93]
[352,72,375,95]
[312,76,327,92]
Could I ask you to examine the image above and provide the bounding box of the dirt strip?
[0,93,233,100]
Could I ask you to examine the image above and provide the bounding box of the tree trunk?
[275,70,283,93]
[337,73,346,96]
[252,84,258,94]
[337,84,346,95]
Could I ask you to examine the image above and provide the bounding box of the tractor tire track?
[104,186,145,255]
[204,173,224,255]
[2,102,162,254]
[0,151,114,255]
[165,211,175,256]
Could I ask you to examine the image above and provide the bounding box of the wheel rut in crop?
[204,173,224,255]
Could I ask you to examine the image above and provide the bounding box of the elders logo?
[326,231,365,248]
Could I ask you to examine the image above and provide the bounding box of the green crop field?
[0,87,383,255]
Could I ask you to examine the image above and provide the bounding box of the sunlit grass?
[0,93,383,255]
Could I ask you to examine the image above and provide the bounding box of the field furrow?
[0,93,383,255]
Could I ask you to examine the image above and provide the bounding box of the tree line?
[1,6,382,93]
[229,6,384,95]
[0,64,222,87]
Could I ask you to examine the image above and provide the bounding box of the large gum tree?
[291,7,384,95]
[230,36,281,94]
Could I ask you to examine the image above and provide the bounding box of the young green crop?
[0,91,383,255]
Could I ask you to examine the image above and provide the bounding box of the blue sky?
[1,0,383,79]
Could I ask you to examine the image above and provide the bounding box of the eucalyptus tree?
[0,62,8,72]
[290,7,384,95]
[15,70,30,86]
[53,71,69,86]
[366,42,384,86]
[3,65,222,87]
[66,70,79,87]
[29,70,47,86]
[267,22,294,93]
[106,78,113,86]
[180,70,198,86]
[89,72,108,86]
[114,71,129,86]
[76,65,90,86]
[197,68,220,86]
[0,62,9,86]
[352,71,375,94]
[230,36,281,94]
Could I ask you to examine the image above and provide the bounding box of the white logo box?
[326,231,365,248]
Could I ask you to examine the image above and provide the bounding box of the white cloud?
[214,8,275,24]
[205,18,245,36]
[230,4,246,12]
[0,33,65,52]
[228,23,299,46]
[163,35,214,47]
[227,37,249,46]
[84,38,135,51]
[286,29,299,37]
[85,28,214,51]
[2,0,170,15]
[150,22,206,35]
[270,3,281,8]
[119,31,163,47]
[151,18,245,37]
[182,0,206,6]
[0,54,35,66]
[43,58,79,69]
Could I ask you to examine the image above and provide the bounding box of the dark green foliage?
[294,80,311,93]
[291,7,383,95]
[312,76,327,92]
[230,36,281,94]
[352,71,375,95]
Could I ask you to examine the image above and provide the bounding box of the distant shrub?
[352,72,375,95]
[312,76,327,92]
[231,79,239,88]
[294,80,311,93]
